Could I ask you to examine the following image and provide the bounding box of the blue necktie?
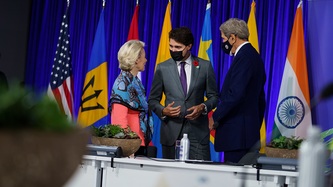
[180,61,187,95]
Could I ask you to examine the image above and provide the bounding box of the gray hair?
[219,18,249,40]
[118,40,145,71]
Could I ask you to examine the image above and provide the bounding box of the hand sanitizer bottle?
[297,126,326,187]
[179,133,190,161]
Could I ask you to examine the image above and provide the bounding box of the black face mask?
[170,49,185,61]
[221,38,233,55]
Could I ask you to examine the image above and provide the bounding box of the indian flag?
[272,0,312,139]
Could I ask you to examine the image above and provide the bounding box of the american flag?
[47,10,74,120]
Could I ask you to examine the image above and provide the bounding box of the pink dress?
[111,103,145,146]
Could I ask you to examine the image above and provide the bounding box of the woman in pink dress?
[109,40,153,148]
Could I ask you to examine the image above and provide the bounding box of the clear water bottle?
[179,133,190,161]
[297,126,326,187]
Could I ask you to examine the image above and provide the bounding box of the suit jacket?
[213,43,266,152]
[148,56,218,146]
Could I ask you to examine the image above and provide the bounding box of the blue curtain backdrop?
[26,0,319,143]
[307,0,333,133]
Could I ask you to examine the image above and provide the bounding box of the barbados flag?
[272,1,311,139]
[78,10,108,127]
[198,2,221,162]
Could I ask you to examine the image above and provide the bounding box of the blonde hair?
[118,40,145,71]
[219,18,249,40]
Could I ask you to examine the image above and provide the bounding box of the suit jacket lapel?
[187,57,199,99]
[167,60,186,97]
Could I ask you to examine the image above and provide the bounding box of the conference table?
[64,155,298,187]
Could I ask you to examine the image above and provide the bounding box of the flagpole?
[48,1,74,120]
[78,4,108,127]
[298,0,303,7]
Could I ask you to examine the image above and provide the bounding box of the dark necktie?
[180,61,187,95]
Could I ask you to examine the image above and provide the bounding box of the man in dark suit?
[210,18,266,163]
[149,27,218,160]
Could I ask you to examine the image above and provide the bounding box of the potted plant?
[91,124,141,157]
[0,84,89,187]
[266,136,303,159]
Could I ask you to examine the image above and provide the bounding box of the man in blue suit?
[210,18,266,163]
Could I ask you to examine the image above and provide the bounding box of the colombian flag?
[272,1,312,139]
[247,1,267,153]
[151,1,172,158]
[78,10,108,127]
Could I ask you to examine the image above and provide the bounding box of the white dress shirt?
[176,55,192,93]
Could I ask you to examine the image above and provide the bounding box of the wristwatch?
[161,108,167,120]
[161,115,167,120]
[201,103,208,115]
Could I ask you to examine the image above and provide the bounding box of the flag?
[127,4,139,41]
[247,1,267,153]
[77,10,108,128]
[155,2,172,71]
[272,0,311,139]
[47,8,74,121]
[152,1,172,158]
[198,2,213,62]
[127,3,141,80]
[198,2,221,162]
[248,1,260,53]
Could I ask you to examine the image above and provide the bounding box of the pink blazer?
[111,103,144,146]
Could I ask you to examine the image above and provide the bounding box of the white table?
[65,155,299,187]
[64,157,102,187]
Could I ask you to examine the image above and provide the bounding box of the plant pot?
[265,147,298,159]
[91,136,141,157]
[0,128,89,187]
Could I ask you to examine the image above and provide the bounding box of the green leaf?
[269,136,303,150]
[0,83,74,132]
[92,124,139,139]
